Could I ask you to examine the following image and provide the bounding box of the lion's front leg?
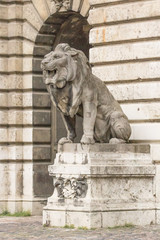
[81,101,97,144]
[58,114,76,145]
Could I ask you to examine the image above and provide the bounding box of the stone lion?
[41,43,131,144]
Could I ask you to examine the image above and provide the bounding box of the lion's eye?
[54,55,60,59]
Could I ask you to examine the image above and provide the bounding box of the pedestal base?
[43,143,156,228]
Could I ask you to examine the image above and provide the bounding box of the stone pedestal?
[43,143,156,228]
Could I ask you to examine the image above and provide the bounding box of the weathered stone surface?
[33,146,51,160]
[90,41,160,64]
[23,3,43,31]
[33,128,51,143]
[121,102,160,121]
[89,0,126,4]
[32,0,50,21]
[33,92,50,108]
[80,0,90,17]
[23,22,38,42]
[43,143,156,228]
[130,123,160,141]
[41,43,131,145]
[90,20,160,45]
[92,62,160,83]
[33,110,51,126]
[71,0,81,12]
[88,0,160,25]
[108,82,160,101]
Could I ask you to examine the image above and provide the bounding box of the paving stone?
[0,217,160,239]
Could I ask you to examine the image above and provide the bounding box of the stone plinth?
[43,143,156,228]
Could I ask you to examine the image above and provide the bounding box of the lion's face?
[41,51,69,89]
[41,45,78,89]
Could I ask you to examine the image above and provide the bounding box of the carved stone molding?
[54,177,88,199]
[51,0,71,12]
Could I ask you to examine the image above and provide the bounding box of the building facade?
[0,0,160,215]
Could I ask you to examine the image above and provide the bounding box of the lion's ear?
[66,50,78,56]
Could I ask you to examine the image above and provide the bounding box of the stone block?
[151,144,160,162]
[23,3,43,31]
[0,128,7,143]
[8,4,23,19]
[8,92,23,107]
[130,123,160,141]
[7,74,23,90]
[92,61,160,83]
[90,41,160,64]
[0,58,8,72]
[72,0,81,12]
[23,128,32,142]
[0,22,8,37]
[90,20,160,45]
[33,92,51,108]
[8,57,23,72]
[89,0,126,4]
[23,145,33,160]
[88,0,160,25]
[107,82,160,101]
[32,0,49,21]
[33,58,43,73]
[102,210,155,227]
[8,22,23,38]
[0,146,8,160]
[43,143,156,228]
[43,210,66,226]
[121,102,160,121]
[0,111,7,125]
[35,33,55,46]
[23,92,32,107]
[23,74,32,90]
[0,6,8,19]
[33,75,46,90]
[23,22,38,42]
[33,110,51,126]
[0,40,8,54]
[33,45,52,57]
[33,145,51,160]
[33,128,51,143]
[8,40,23,55]
[23,40,34,55]
[23,163,33,197]
[23,57,32,72]
[33,163,53,196]
[0,93,7,107]
[32,76,44,90]
[80,0,90,17]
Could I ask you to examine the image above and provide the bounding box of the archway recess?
[31,1,91,212]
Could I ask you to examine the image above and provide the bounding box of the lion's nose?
[44,77,51,85]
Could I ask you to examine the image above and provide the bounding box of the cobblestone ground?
[0,216,160,240]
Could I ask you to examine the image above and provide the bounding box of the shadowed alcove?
[33,11,91,164]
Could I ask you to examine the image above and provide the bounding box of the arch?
[31,1,91,164]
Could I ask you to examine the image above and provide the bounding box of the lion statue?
[41,43,131,144]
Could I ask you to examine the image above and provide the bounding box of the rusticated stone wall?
[0,0,90,214]
[88,0,160,163]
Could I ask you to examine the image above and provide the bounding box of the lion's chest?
[50,84,73,115]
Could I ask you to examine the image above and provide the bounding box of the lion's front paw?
[58,137,73,145]
[80,135,95,144]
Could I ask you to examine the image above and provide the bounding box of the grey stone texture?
[1,216,160,240]
[41,43,131,144]
[43,143,156,228]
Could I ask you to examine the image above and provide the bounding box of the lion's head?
[41,43,91,89]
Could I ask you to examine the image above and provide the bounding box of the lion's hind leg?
[109,111,131,144]
[94,118,111,143]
